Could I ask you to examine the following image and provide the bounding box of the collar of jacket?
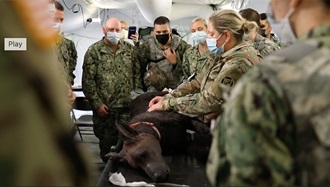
[100,37,125,54]
[220,40,252,59]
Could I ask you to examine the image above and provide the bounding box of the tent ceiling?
[60,0,252,32]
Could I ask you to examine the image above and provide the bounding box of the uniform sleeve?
[134,42,150,91]
[209,68,294,186]
[162,59,249,117]
[260,40,281,57]
[179,39,192,54]
[169,77,201,98]
[131,46,143,90]
[172,40,192,79]
[67,40,77,85]
[170,53,209,98]
[181,49,191,79]
[82,47,103,110]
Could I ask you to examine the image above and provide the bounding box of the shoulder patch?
[221,77,234,87]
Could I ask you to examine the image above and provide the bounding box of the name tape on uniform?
[4,38,27,51]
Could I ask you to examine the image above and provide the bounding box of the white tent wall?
[59,0,270,87]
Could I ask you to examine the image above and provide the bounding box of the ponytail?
[242,20,258,35]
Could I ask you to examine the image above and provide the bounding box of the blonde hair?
[120,20,128,29]
[191,18,207,28]
[209,9,257,41]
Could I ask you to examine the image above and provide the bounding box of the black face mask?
[156,33,170,45]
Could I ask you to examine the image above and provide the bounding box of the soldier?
[239,8,281,58]
[259,13,288,48]
[82,17,143,163]
[148,10,261,124]
[182,18,211,80]
[0,0,93,185]
[136,16,191,92]
[119,20,139,46]
[120,20,129,39]
[207,0,330,186]
[49,0,76,127]
[53,1,78,86]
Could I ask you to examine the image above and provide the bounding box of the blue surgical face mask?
[206,34,226,55]
[191,31,207,45]
[106,32,121,44]
[267,3,296,45]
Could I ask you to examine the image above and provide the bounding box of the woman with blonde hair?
[147,9,261,124]
[181,17,210,80]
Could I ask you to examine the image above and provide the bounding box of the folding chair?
[71,96,94,141]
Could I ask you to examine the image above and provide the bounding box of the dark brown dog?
[106,92,211,182]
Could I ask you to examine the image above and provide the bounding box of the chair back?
[72,97,92,111]
[71,96,94,141]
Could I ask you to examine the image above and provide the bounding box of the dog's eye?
[136,152,147,161]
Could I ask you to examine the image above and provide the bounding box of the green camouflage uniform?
[252,33,281,58]
[159,41,261,123]
[82,39,142,162]
[0,1,93,185]
[136,35,191,91]
[207,24,330,186]
[182,45,210,79]
[270,33,289,48]
[55,35,77,85]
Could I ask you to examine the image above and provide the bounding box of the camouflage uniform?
[0,1,93,185]
[252,33,281,58]
[55,35,77,85]
[207,24,330,186]
[270,33,289,48]
[160,41,261,123]
[82,39,142,162]
[136,35,191,91]
[182,45,210,79]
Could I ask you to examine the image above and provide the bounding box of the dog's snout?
[150,165,170,182]
[152,170,169,182]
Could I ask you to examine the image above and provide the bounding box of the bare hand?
[130,32,139,44]
[97,104,109,117]
[148,96,164,107]
[67,88,76,107]
[147,102,163,112]
[163,48,177,64]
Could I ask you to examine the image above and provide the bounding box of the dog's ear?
[115,120,139,141]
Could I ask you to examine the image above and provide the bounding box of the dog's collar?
[129,122,161,140]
